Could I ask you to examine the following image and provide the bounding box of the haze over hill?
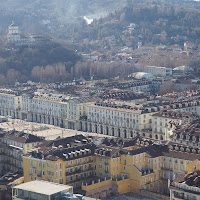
[0,0,127,34]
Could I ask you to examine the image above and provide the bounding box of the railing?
[161,167,173,171]
[66,176,93,184]
[141,169,154,176]
[66,167,93,176]
[66,160,93,168]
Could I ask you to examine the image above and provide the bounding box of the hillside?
[67,0,200,50]
[0,41,81,84]
[0,0,127,35]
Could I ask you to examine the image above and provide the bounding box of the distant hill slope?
[0,0,127,33]
[0,41,81,84]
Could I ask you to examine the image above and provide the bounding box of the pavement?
[0,117,114,140]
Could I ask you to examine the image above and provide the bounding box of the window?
[55,164,58,170]
[59,163,62,169]
[29,160,32,166]
[60,170,62,176]
[42,171,45,176]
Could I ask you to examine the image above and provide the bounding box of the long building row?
[0,90,200,141]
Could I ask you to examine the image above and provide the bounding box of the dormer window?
[180,147,184,151]
[192,148,196,153]
[175,146,179,151]
[169,145,173,150]
[186,148,190,152]
[186,135,190,140]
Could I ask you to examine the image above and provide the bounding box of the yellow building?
[23,135,95,190]
[23,135,200,198]
[81,138,200,198]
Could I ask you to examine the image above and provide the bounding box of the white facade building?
[21,93,68,127]
[7,22,21,44]
[144,66,172,77]
[0,92,21,118]
[82,101,161,138]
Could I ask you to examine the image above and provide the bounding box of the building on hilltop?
[6,22,50,47]
[7,22,21,45]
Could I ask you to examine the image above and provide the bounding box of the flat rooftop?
[13,180,72,196]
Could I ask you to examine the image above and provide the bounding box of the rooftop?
[13,180,72,195]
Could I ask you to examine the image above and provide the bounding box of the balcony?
[161,167,173,171]
[141,169,154,176]
[66,176,93,184]
[66,160,93,168]
[66,167,93,176]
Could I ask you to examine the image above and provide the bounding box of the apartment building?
[168,118,200,148]
[169,171,200,200]
[151,110,198,140]
[83,101,162,138]
[83,140,200,198]
[0,130,43,176]
[166,99,200,116]
[21,93,69,128]
[23,134,200,198]
[23,135,95,190]
[0,91,21,119]
[66,97,99,130]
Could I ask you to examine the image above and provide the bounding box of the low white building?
[144,66,172,77]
